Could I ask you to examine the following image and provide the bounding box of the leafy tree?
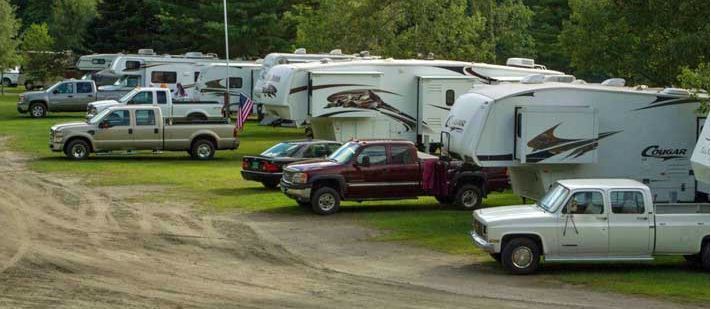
[490,0,535,63]
[9,0,52,31]
[21,23,63,85]
[88,0,162,53]
[677,63,710,114]
[0,0,21,94]
[560,0,710,85]
[522,0,570,71]
[49,0,98,52]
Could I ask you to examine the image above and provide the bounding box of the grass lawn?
[0,88,707,303]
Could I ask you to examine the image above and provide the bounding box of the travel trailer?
[76,53,121,73]
[256,58,563,150]
[443,78,707,203]
[98,62,204,99]
[691,116,709,196]
[193,62,262,111]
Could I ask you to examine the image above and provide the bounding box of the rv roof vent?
[320,58,332,63]
[329,49,342,55]
[601,78,626,87]
[660,87,690,96]
[294,48,307,54]
[359,51,370,57]
[184,52,205,58]
[506,57,535,68]
[521,74,546,84]
[426,52,435,60]
[137,49,155,55]
[572,79,587,84]
[543,75,576,83]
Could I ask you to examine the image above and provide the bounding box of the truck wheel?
[190,139,215,160]
[311,186,340,215]
[501,237,541,275]
[454,184,483,210]
[261,181,278,189]
[64,139,90,160]
[702,242,709,271]
[29,103,47,118]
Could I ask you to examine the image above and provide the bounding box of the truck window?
[357,146,387,165]
[229,77,243,89]
[390,145,414,164]
[76,82,93,93]
[135,110,156,126]
[610,191,645,214]
[562,191,604,215]
[303,144,329,158]
[55,83,74,94]
[156,91,167,104]
[326,143,341,154]
[126,61,141,70]
[104,110,130,127]
[129,91,153,105]
[151,71,177,84]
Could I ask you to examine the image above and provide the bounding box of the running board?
[545,256,654,262]
[96,150,164,156]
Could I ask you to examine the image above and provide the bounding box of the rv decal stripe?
[527,123,581,152]
[477,154,514,161]
[526,131,622,163]
[289,86,308,94]
[633,98,700,111]
[428,104,451,111]
[513,92,535,97]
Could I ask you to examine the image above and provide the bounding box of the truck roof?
[557,178,647,190]
[106,105,159,111]
[348,139,415,146]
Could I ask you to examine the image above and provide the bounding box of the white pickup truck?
[86,87,225,122]
[470,179,709,274]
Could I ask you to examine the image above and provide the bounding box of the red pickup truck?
[280,140,509,215]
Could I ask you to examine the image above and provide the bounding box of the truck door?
[385,145,421,197]
[73,81,95,111]
[132,109,162,150]
[347,145,388,198]
[50,82,76,111]
[556,190,609,257]
[93,109,134,151]
[607,190,652,256]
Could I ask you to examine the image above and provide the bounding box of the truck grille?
[473,219,486,237]
[49,130,54,143]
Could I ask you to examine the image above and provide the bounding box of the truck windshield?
[118,89,140,103]
[88,108,112,124]
[328,143,359,164]
[538,183,569,212]
[261,142,301,157]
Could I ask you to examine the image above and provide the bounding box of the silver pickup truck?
[470,179,709,274]
[18,80,123,118]
[50,106,238,160]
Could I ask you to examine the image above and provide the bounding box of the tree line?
[0,0,708,91]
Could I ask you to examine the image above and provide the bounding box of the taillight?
[242,159,249,169]
[261,161,281,173]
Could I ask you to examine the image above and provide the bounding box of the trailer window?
[610,191,645,214]
[91,59,105,65]
[135,110,156,126]
[151,71,177,84]
[445,89,455,106]
[125,61,141,70]
[390,145,414,164]
[194,72,200,82]
[229,77,243,89]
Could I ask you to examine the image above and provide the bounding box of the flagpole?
[223,0,231,120]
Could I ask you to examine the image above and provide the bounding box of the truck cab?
[470,178,709,274]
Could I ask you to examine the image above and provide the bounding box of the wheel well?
[187,112,208,119]
[30,100,47,108]
[63,136,93,153]
[191,134,217,149]
[701,236,709,252]
[456,175,486,195]
[502,234,544,254]
[312,179,341,196]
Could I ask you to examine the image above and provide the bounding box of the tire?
[310,186,340,215]
[702,242,709,272]
[29,102,47,118]
[454,184,483,210]
[490,253,502,263]
[261,181,279,189]
[190,139,215,160]
[501,237,541,275]
[64,139,90,160]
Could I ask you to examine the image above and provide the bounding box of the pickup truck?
[17,80,122,118]
[50,105,238,160]
[86,87,225,122]
[470,179,709,274]
[279,139,509,215]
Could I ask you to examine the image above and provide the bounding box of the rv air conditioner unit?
[359,51,370,57]
[137,49,155,55]
[660,88,690,96]
[329,49,342,55]
[521,74,546,84]
[294,48,307,54]
[184,52,205,58]
[506,58,536,68]
[601,78,626,87]
[543,75,576,83]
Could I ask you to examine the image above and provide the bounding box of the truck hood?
[51,122,91,132]
[88,100,120,109]
[474,204,552,224]
[21,90,46,98]
[98,85,129,91]
[285,160,340,172]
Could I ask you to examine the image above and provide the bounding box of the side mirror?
[359,155,370,167]
[99,120,110,129]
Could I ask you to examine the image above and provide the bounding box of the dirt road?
[0,143,701,308]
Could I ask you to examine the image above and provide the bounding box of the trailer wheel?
[64,139,90,160]
[190,139,215,160]
[702,242,709,272]
[311,186,340,215]
[454,184,483,210]
[29,102,47,118]
[501,237,541,275]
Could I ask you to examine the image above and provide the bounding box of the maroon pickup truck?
[280,140,509,215]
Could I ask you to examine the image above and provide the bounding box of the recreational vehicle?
[257,58,563,150]
[443,78,707,203]
[691,116,709,193]
[193,62,262,110]
[1,66,21,87]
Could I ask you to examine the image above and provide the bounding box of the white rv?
[76,53,121,73]
[256,58,563,150]
[691,116,709,194]
[443,79,707,203]
[1,66,21,87]
[193,62,262,111]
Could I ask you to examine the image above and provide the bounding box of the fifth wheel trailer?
[443,80,707,203]
[691,116,709,195]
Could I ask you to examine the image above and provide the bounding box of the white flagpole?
[223,0,231,120]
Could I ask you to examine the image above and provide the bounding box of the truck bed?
[654,203,709,254]
[654,203,709,214]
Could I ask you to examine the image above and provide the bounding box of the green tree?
[49,0,98,52]
[9,0,52,31]
[560,0,710,85]
[490,0,535,63]
[0,0,21,94]
[677,63,710,114]
[88,0,162,53]
[522,0,570,71]
[21,23,62,85]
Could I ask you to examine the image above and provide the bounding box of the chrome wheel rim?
[461,190,478,208]
[511,246,533,269]
[318,193,336,211]
[197,144,211,158]
[71,144,86,159]
[31,105,44,117]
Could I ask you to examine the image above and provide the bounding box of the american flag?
[236,92,253,131]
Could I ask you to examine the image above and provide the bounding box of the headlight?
[292,172,308,184]
[53,131,63,142]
